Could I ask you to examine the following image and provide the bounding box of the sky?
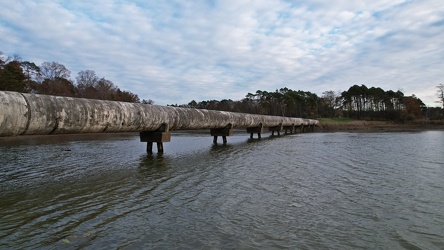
[1,0,443,106]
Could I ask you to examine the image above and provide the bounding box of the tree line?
[174,84,443,121]
[338,85,427,121]
[0,52,142,103]
[2,51,442,121]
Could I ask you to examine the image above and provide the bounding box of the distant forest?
[0,52,144,103]
[173,86,442,122]
[1,51,443,121]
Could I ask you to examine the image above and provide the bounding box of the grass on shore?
[319,118,388,128]
[317,117,444,131]
[318,118,358,124]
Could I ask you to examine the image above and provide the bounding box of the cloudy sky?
[1,0,443,106]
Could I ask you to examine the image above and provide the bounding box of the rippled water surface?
[1,131,444,249]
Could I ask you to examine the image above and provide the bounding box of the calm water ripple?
[1,131,444,249]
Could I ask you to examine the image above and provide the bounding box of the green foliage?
[179,84,431,121]
[0,60,27,92]
[179,88,320,118]
[338,84,425,121]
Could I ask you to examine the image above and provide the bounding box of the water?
[1,131,443,249]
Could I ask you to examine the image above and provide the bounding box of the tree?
[0,60,27,92]
[0,53,142,102]
[35,77,76,97]
[76,70,98,87]
[338,85,409,120]
[39,61,71,81]
[240,95,260,114]
[115,89,140,103]
[344,84,369,118]
[320,90,338,117]
[437,84,444,109]
[75,70,99,98]
[20,61,41,83]
[368,87,385,114]
[29,62,73,96]
[142,99,154,105]
[0,52,21,66]
[74,69,141,102]
[401,95,424,122]
[0,52,28,92]
[96,77,117,100]
[0,51,6,70]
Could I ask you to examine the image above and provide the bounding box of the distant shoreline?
[317,119,444,132]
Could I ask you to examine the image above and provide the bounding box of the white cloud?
[1,0,443,106]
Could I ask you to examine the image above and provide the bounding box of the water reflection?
[210,143,233,152]
[138,154,170,178]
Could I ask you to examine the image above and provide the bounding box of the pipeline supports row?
[139,122,317,153]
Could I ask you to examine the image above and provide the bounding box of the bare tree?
[320,90,338,118]
[76,70,98,87]
[39,61,71,81]
[75,70,99,98]
[96,77,117,100]
[37,78,75,97]
[322,91,338,109]
[0,51,6,69]
[142,99,154,104]
[20,61,41,82]
[0,51,18,66]
[437,84,444,109]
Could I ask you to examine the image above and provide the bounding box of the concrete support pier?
[295,125,304,133]
[210,124,234,144]
[246,123,264,139]
[269,123,283,136]
[283,124,295,134]
[140,123,171,153]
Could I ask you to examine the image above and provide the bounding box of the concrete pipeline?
[0,91,318,152]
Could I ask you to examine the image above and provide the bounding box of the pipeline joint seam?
[18,93,31,135]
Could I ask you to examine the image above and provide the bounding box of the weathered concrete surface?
[0,91,319,136]
[0,91,29,136]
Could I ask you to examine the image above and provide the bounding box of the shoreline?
[317,120,444,133]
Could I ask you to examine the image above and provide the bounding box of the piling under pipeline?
[0,91,318,137]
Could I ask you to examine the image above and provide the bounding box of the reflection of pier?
[0,91,318,153]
